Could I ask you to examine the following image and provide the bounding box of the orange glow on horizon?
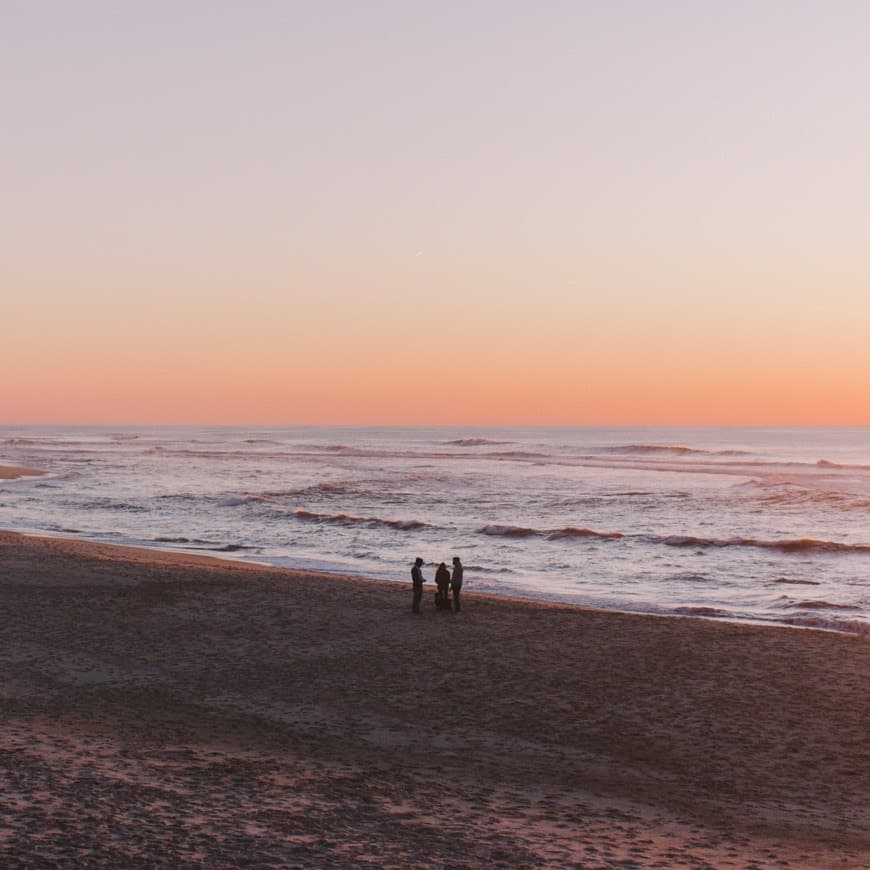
[3,331,869,426]
[3,4,869,427]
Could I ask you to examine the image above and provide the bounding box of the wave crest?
[792,600,861,611]
[479,524,540,538]
[218,494,275,507]
[546,527,623,541]
[481,524,622,540]
[293,509,428,531]
[604,444,704,456]
[659,535,870,555]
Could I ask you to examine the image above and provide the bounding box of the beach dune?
[1,530,867,867]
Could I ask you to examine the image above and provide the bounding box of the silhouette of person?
[451,556,464,613]
[435,561,452,611]
[411,557,425,613]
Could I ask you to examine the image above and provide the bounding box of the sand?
[0,465,45,480]
[1,530,867,867]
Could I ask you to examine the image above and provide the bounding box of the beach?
[1,530,867,867]
[4,426,869,636]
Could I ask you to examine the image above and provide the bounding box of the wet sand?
[0,465,45,480]
[1,530,867,867]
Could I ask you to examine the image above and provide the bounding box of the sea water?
[1,426,868,635]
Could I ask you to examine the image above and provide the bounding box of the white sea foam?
[218,494,275,507]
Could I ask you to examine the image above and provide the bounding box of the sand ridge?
[1,530,868,867]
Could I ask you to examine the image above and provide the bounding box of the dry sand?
[1,530,867,868]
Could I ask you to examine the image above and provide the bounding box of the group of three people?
[411,556,463,613]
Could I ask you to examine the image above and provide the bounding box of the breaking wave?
[480,524,622,540]
[218,494,276,507]
[658,535,870,554]
[293,508,429,531]
[152,536,254,552]
[600,444,753,458]
[747,484,870,512]
[479,527,869,556]
[812,458,870,469]
[791,600,861,611]
[546,527,623,541]
[480,524,540,538]
[604,444,706,456]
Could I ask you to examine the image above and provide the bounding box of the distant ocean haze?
[1,426,868,635]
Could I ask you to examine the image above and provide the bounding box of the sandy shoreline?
[1,530,867,867]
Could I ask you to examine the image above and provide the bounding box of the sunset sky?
[3,1,869,425]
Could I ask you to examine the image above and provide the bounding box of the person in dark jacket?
[435,561,452,611]
[451,556,464,613]
[411,557,425,613]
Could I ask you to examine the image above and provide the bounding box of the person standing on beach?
[411,557,425,613]
[435,561,452,611]
[451,556,464,613]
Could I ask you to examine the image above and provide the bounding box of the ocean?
[2,426,868,635]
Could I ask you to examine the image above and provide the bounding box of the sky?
[2,1,869,425]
